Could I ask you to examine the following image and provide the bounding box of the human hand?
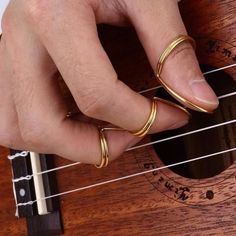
[0,0,218,165]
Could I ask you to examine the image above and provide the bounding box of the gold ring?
[131,97,158,137]
[95,128,109,168]
[156,35,211,113]
[154,97,191,118]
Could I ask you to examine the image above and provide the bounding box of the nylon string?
[7,62,236,205]
[128,119,236,151]
[8,62,236,182]
[16,147,236,207]
[10,102,236,183]
[140,63,236,94]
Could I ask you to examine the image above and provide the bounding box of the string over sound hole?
[151,65,236,179]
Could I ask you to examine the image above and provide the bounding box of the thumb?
[125,0,219,113]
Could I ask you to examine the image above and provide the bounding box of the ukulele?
[0,0,236,235]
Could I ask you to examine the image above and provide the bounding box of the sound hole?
[151,65,236,179]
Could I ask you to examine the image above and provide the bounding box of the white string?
[203,63,236,75]
[12,161,81,183]
[218,91,236,100]
[139,63,236,94]
[8,151,29,160]
[13,175,32,182]
[16,147,236,207]
[9,63,236,184]
[10,117,236,183]
[11,62,236,206]
[128,119,236,151]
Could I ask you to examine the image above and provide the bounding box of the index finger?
[125,0,219,113]
[28,1,190,134]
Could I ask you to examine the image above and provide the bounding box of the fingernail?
[168,119,189,130]
[189,79,219,106]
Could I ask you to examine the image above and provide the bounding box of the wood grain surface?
[0,0,236,235]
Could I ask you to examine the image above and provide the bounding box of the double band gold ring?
[131,97,158,137]
[95,128,109,168]
[156,35,211,113]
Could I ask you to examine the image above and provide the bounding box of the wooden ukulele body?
[0,1,236,235]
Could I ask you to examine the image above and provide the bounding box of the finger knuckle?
[78,86,112,118]
[19,119,47,147]
[25,0,49,22]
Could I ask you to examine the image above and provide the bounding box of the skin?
[0,0,219,165]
